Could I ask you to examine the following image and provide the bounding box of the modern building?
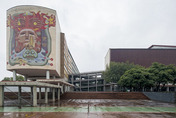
[1,5,79,107]
[105,45,176,68]
[68,71,119,92]
[69,71,105,91]
[6,5,79,81]
[69,45,176,92]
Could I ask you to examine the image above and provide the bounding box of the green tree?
[148,62,176,91]
[118,67,154,91]
[16,76,24,81]
[166,64,176,85]
[103,62,138,83]
[2,76,24,81]
[2,77,13,81]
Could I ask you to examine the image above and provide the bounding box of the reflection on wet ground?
[4,99,176,107]
[1,99,176,118]
[58,99,176,107]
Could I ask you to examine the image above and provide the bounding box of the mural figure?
[7,11,55,66]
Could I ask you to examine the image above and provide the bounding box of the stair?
[61,92,149,100]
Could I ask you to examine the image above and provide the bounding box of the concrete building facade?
[6,5,79,80]
[1,5,79,107]
[105,45,176,68]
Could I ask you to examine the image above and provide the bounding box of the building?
[70,45,176,92]
[69,71,105,91]
[6,5,79,81]
[105,45,176,68]
[1,5,80,107]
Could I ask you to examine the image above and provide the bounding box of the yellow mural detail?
[33,22,37,25]
[16,59,27,65]
[48,16,54,25]
[33,28,39,31]
[29,36,35,48]
[18,21,21,25]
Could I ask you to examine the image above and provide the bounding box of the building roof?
[148,45,176,49]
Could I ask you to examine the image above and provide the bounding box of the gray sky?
[0,0,176,80]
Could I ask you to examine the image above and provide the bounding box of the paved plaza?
[0,99,176,118]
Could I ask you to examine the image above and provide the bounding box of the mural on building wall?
[7,11,55,66]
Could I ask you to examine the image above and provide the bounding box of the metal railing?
[4,87,33,107]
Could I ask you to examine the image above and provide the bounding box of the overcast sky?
[0,0,176,80]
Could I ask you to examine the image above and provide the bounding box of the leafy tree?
[2,77,13,81]
[2,76,24,81]
[148,62,176,91]
[118,67,154,91]
[166,64,176,85]
[103,62,139,83]
[16,76,25,81]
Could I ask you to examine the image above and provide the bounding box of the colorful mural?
[7,11,55,66]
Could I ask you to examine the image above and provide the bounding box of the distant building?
[69,45,176,92]
[105,45,176,68]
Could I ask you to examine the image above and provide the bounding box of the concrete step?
[61,92,149,100]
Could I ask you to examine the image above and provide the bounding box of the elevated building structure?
[0,5,79,107]
[6,5,79,80]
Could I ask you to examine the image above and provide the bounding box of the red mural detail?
[7,11,56,53]
[7,11,56,31]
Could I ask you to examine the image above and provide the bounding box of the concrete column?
[46,70,50,79]
[33,86,37,107]
[104,80,106,92]
[52,88,55,102]
[66,86,68,92]
[58,88,60,100]
[30,87,33,105]
[68,86,70,92]
[110,84,112,92]
[71,75,74,84]
[64,86,66,92]
[88,75,89,92]
[45,87,48,104]
[24,75,28,81]
[62,85,64,93]
[39,87,41,101]
[80,75,81,91]
[96,74,97,92]
[61,85,63,94]
[0,86,4,107]
[167,87,169,92]
[18,86,22,108]
[150,87,153,92]
[13,70,16,81]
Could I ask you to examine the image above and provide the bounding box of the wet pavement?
[0,99,176,118]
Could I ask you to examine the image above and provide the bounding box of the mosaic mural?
[7,11,55,66]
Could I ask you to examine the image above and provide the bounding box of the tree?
[2,77,13,81]
[16,76,25,81]
[103,62,139,83]
[2,76,24,81]
[148,62,176,91]
[166,64,176,85]
[118,67,154,91]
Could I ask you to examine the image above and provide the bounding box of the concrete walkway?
[0,99,176,118]
[0,106,176,112]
